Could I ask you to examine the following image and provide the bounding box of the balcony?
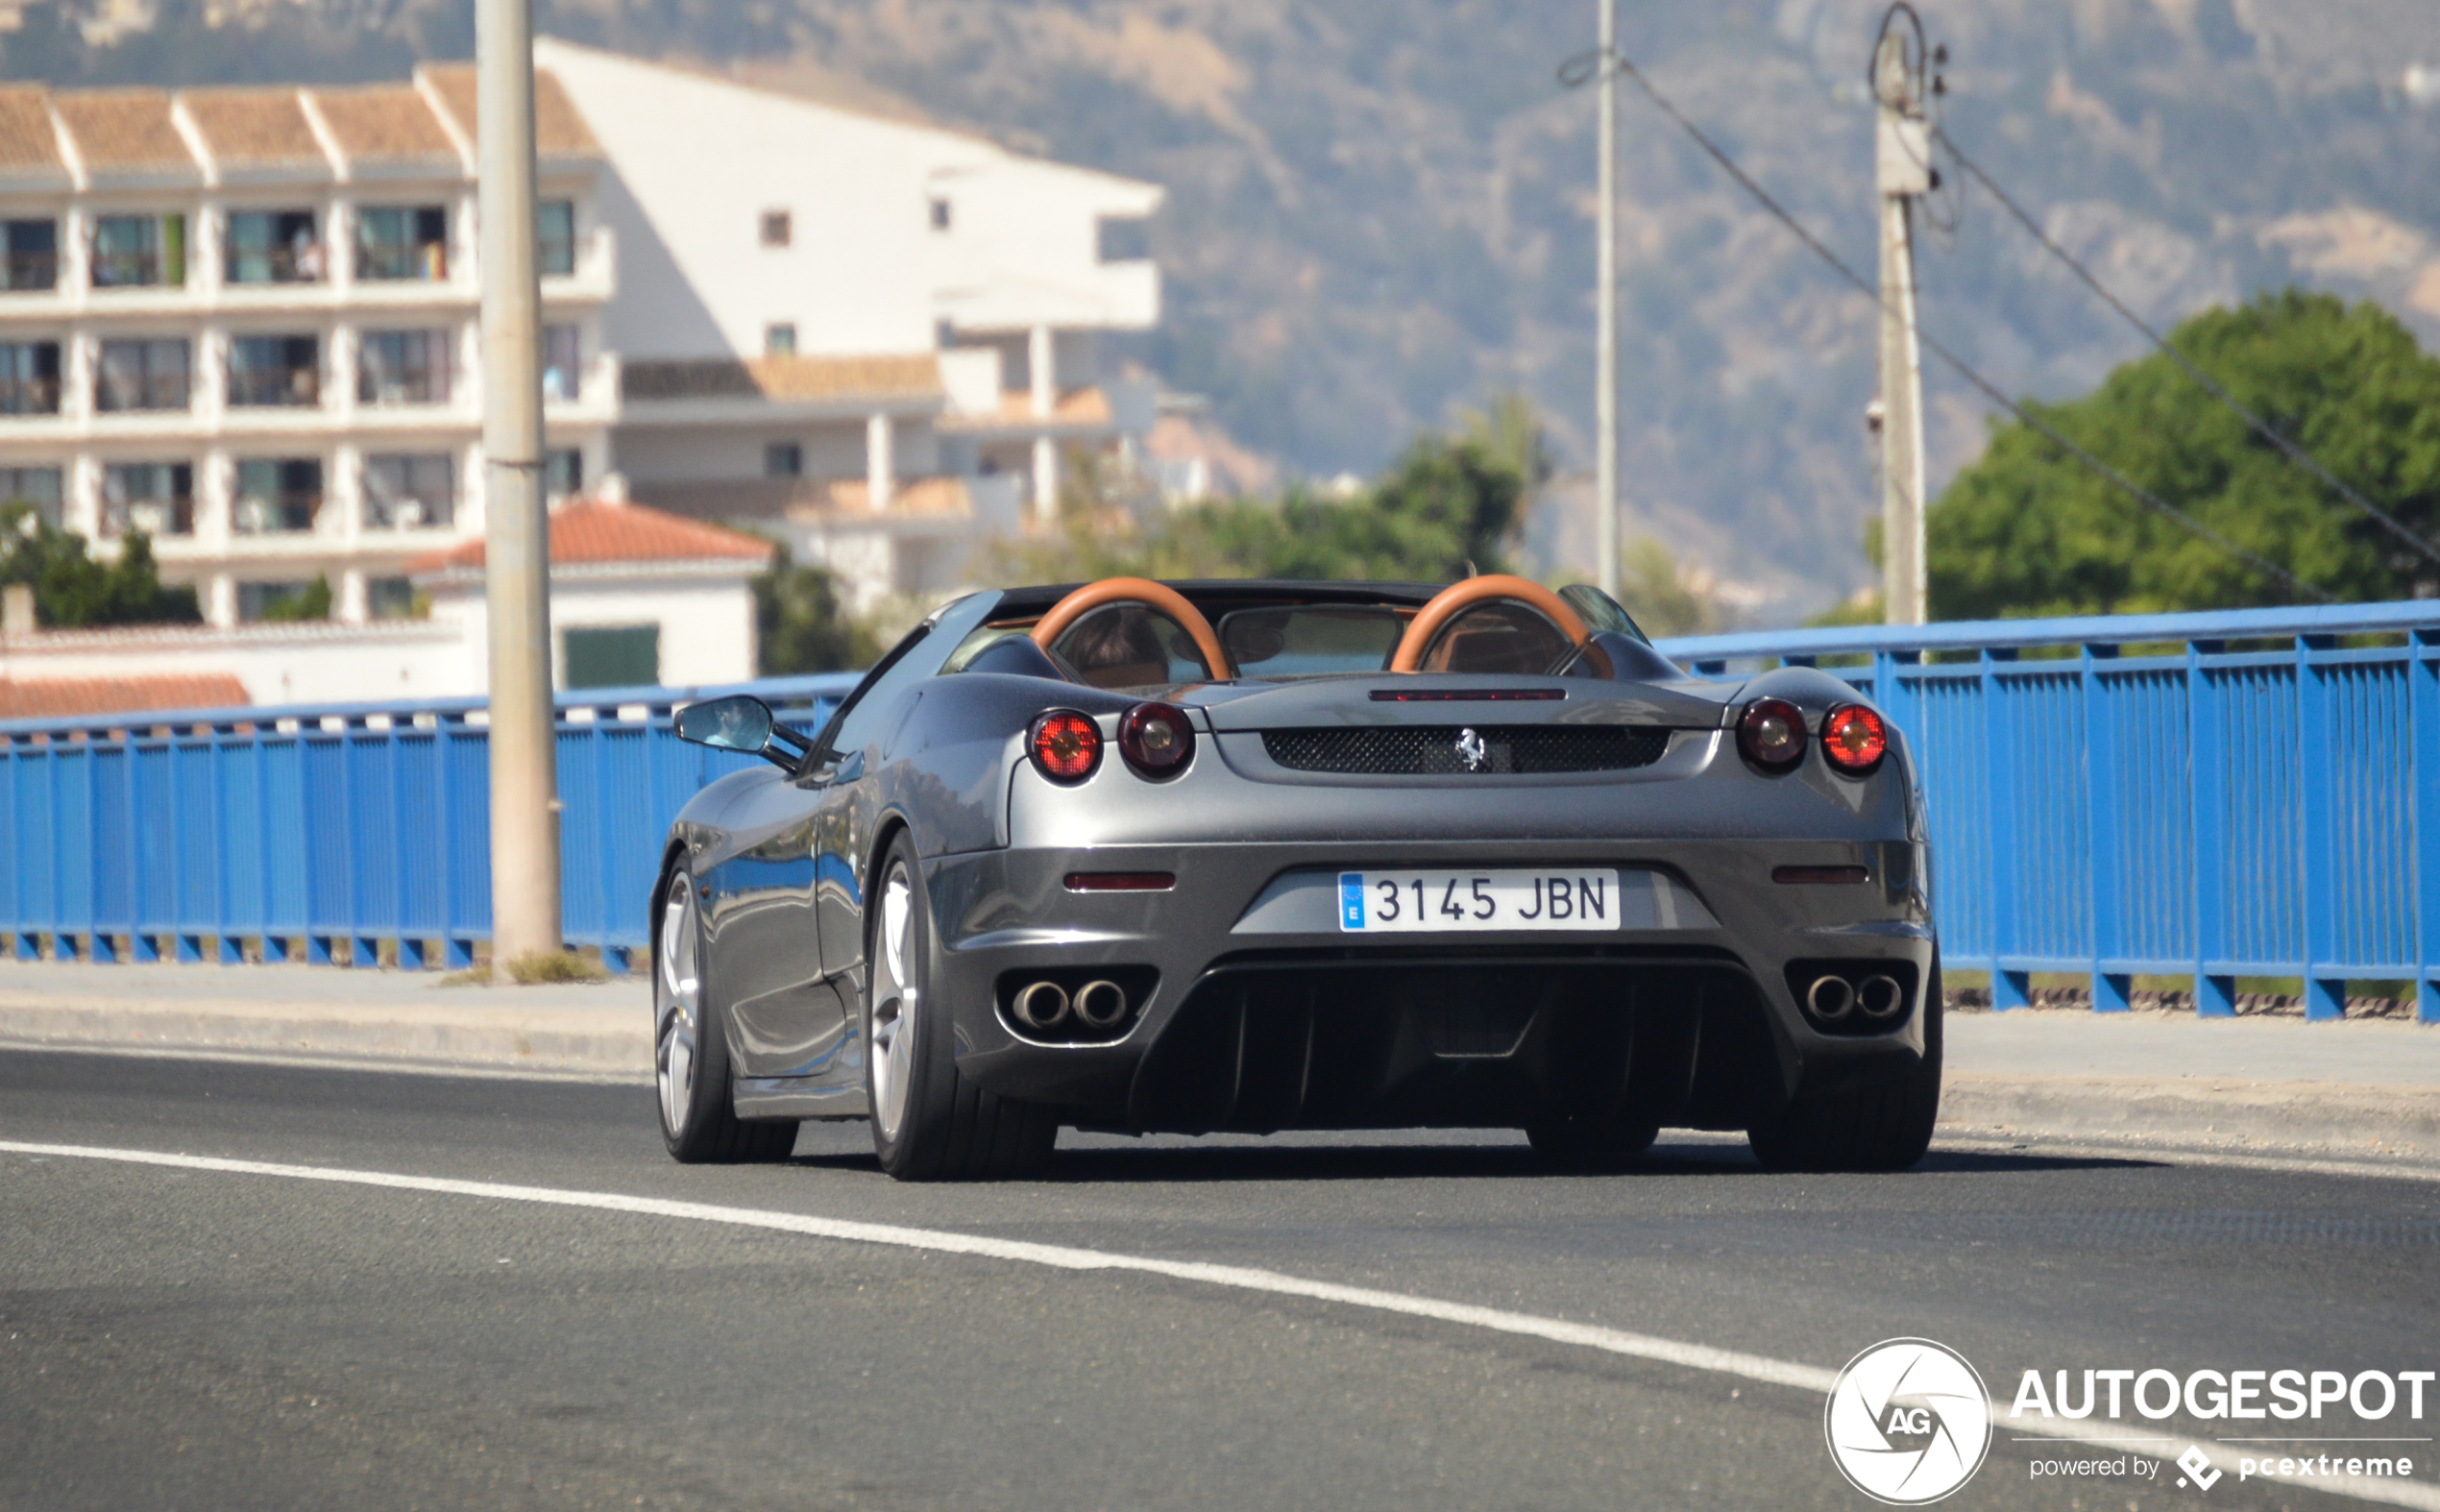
[539,224,615,304]
[229,336,322,409]
[232,489,323,536]
[96,340,192,414]
[357,330,452,407]
[0,376,61,416]
[226,242,328,287]
[0,252,57,293]
[101,495,194,539]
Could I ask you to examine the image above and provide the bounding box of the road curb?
[1942,1073,2440,1159]
[0,999,650,1077]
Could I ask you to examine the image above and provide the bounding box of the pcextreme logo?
[1825,1338,1995,1504]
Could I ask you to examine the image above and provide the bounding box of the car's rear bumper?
[924,836,1934,1134]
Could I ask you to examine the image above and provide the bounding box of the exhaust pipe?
[1074,979,1129,1030]
[1012,981,1070,1032]
[1858,974,1905,1019]
[1807,975,1856,1021]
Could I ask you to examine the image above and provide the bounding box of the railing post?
[2297,635,2344,1019]
[2188,640,2234,1016]
[2416,628,2440,1025]
[2083,644,2130,1011]
[1983,646,2029,1009]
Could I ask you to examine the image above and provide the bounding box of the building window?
[765,442,802,478]
[0,465,62,526]
[759,209,791,248]
[1,220,57,292]
[228,335,320,407]
[542,325,580,402]
[545,447,583,499]
[100,461,193,538]
[232,457,323,535]
[368,576,420,621]
[563,624,659,691]
[764,322,796,357]
[237,579,327,622]
[538,199,576,277]
[91,213,184,288]
[354,206,449,281]
[358,329,452,405]
[363,452,453,530]
[929,196,951,232]
[96,338,191,412]
[1097,216,1151,263]
[0,341,61,415]
[225,209,323,284]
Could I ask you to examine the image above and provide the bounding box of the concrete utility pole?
[1594,0,1621,599]
[477,0,563,963]
[1873,21,1930,626]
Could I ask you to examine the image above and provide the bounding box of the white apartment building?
[536,37,1163,609]
[0,41,1164,675]
[0,68,617,628]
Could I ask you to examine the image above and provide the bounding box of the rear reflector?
[1369,689,1566,702]
[1773,866,1868,885]
[1063,871,1177,892]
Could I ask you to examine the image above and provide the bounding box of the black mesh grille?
[1260,724,1672,775]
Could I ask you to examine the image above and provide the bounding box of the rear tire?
[654,866,798,1164]
[1747,955,1942,1174]
[865,835,1057,1182]
[1525,1113,1659,1170]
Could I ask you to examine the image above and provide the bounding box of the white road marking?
[5,1139,2435,1509]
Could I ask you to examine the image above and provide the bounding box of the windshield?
[1218,605,1406,679]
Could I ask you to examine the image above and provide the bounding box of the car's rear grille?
[1260,724,1672,775]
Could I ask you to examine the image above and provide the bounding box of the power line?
[1932,125,2440,570]
[1574,48,2324,601]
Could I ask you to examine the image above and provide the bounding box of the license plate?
[1336,869,1623,933]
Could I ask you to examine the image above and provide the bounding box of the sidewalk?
[2,961,2435,1158]
[1941,1007,2440,1159]
[0,960,650,1077]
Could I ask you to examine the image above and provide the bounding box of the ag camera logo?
[1826,1338,1994,1504]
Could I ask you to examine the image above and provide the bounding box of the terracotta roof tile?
[53,89,197,173]
[420,64,599,158]
[308,84,455,164]
[0,86,63,174]
[622,353,942,404]
[406,498,775,574]
[180,87,327,170]
[0,672,248,719]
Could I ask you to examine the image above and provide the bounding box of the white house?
[0,68,619,629]
[0,43,1168,711]
[536,37,1164,610]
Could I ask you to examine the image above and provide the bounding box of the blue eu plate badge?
[1339,872,1366,929]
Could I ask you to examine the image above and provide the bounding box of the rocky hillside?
[10,0,2439,618]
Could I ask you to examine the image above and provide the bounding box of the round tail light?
[1822,704,1888,775]
[1118,701,1196,778]
[1029,710,1103,782]
[1738,697,1807,773]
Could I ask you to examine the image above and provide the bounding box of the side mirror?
[675,695,778,758]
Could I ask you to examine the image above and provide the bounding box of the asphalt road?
[3,1048,2435,1512]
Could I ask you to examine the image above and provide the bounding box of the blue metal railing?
[1657,599,2440,1023]
[0,671,860,972]
[7,598,2439,1022]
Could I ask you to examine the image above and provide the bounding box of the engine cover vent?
[1260,724,1671,775]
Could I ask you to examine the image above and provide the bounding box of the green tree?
[755,546,881,673]
[256,573,331,622]
[0,501,202,626]
[1928,290,2440,619]
[1615,535,1730,637]
[1002,399,1534,586]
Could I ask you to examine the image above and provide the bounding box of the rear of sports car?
[922,663,1938,1169]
